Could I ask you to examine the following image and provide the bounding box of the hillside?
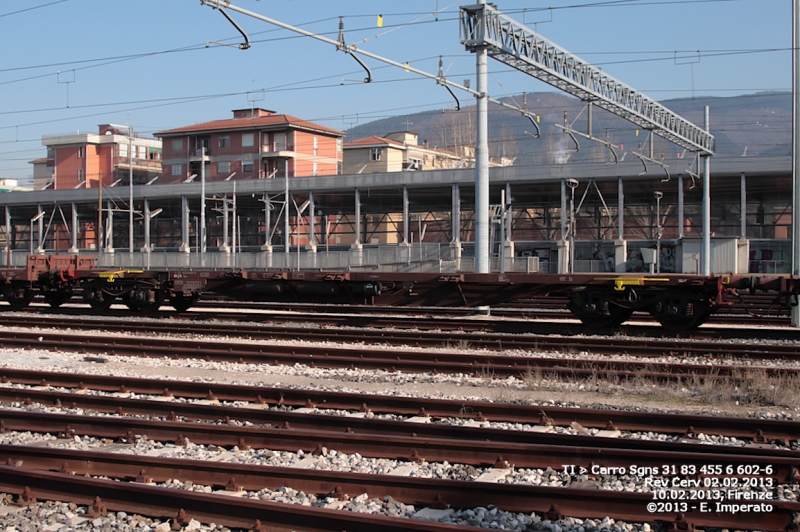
[344,92,791,164]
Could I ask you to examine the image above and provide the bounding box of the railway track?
[1,369,798,443]
[5,303,799,343]
[1,445,797,532]
[191,296,792,327]
[0,372,798,531]
[1,305,798,530]
[4,310,800,359]
[0,326,798,383]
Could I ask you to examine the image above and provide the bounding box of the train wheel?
[568,294,631,328]
[5,287,34,310]
[45,290,73,308]
[170,293,197,313]
[608,309,634,328]
[83,285,114,311]
[648,297,713,331]
[123,289,164,312]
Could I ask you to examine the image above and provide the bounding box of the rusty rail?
[1,368,798,443]
[1,446,798,531]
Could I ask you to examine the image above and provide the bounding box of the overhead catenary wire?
[0,0,788,181]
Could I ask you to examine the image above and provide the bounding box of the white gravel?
[0,313,797,531]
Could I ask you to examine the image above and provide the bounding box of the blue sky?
[0,0,792,182]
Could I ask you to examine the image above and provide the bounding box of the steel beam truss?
[460,4,714,155]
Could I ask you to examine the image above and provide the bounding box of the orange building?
[155,108,345,183]
[34,124,162,190]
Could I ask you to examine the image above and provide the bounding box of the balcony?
[189,149,211,161]
[116,157,162,171]
[261,144,294,157]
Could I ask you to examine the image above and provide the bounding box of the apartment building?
[34,124,162,190]
[155,108,345,183]
[342,131,471,174]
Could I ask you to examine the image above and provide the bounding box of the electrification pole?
[200,147,207,255]
[128,129,134,253]
[702,107,711,276]
[793,0,800,327]
[475,0,489,274]
[285,159,290,259]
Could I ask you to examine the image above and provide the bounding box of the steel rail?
[0,410,797,481]
[3,318,800,365]
[2,446,798,532]
[1,369,798,443]
[0,466,468,532]
[6,302,798,340]
[2,328,799,383]
[3,385,799,463]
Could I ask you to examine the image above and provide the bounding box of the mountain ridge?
[344,92,791,164]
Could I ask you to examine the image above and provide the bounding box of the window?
[219,136,230,148]
[370,148,381,161]
[274,133,287,151]
[242,161,254,173]
[218,162,230,174]
[242,133,254,147]
[77,169,84,182]
[77,147,84,158]
[118,144,128,158]
[171,138,183,151]
[171,164,182,176]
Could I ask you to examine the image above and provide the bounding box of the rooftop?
[155,109,346,138]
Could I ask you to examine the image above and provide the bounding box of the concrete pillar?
[617,177,624,240]
[451,184,461,243]
[614,240,627,273]
[403,186,409,244]
[179,195,190,253]
[262,193,273,252]
[505,183,512,242]
[447,184,462,263]
[560,179,567,240]
[353,187,362,246]
[678,174,685,240]
[4,205,10,256]
[307,190,316,252]
[557,239,570,275]
[559,180,568,274]
[501,185,514,271]
[740,172,747,238]
[142,199,151,253]
[35,204,45,253]
[105,201,114,253]
[220,194,230,253]
[69,203,78,253]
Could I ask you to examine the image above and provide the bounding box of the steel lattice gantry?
[459,3,714,155]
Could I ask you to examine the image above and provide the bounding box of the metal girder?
[460,4,714,155]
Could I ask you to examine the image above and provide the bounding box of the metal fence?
[3,245,541,273]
